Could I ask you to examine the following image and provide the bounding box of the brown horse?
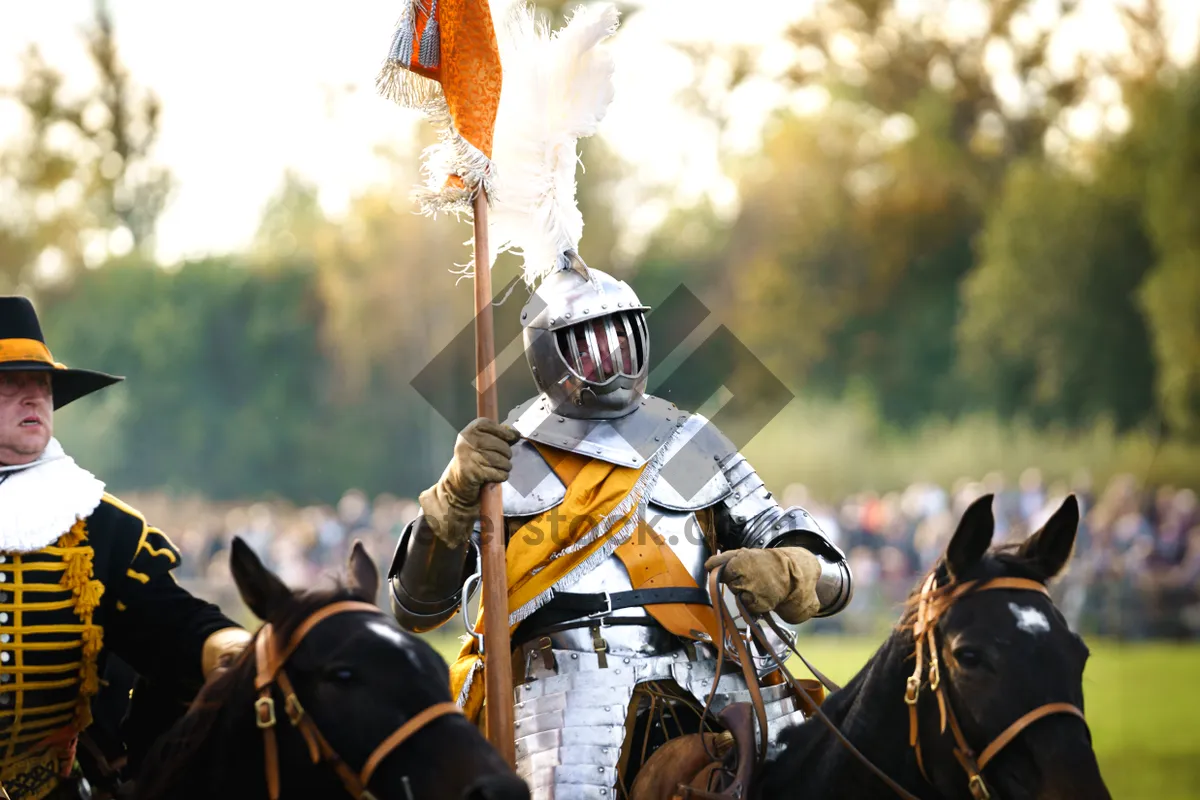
[132,538,530,800]
[637,494,1110,799]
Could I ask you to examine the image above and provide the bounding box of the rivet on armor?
[604,706,610,712]
[598,767,605,773]
[571,654,578,659]
[583,308,589,313]
[601,303,607,309]
[624,657,631,664]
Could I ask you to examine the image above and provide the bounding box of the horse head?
[135,538,529,800]
[903,493,1108,799]
[762,494,1109,800]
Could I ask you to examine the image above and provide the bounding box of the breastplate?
[536,504,710,656]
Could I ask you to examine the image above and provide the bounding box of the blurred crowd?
[125,469,1200,640]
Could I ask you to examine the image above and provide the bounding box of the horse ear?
[347,539,380,604]
[945,494,995,580]
[1017,495,1080,579]
[230,537,291,622]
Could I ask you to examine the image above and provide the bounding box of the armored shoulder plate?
[501,439,566,516]
[505,393,688,468]
[649,412,737,511]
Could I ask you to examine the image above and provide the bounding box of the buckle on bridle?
[285,693,305,726]
[904,676,920,705]
[255,696,277,729]
[968,774,991,799]
[587,592,614,620]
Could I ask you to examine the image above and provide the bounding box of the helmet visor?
[555,311,647,384]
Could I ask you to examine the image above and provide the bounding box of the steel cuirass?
[388,266,853,799]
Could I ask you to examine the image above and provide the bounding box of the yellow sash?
[448,445,718,723]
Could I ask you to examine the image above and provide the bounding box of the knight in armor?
[389,262,852,797]
[0,296,251,799]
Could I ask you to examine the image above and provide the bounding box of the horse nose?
[463,774,530,800]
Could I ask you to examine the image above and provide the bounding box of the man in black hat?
[0,296,251,800]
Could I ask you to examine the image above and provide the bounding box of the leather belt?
[513,588,710,648]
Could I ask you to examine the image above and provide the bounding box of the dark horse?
[758,494,1110,799]
[132,537,530,800]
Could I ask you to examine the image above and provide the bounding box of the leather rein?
[252,600,463,800]
[709,571,1088,800]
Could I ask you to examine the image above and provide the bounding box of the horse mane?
[135,579,364,800]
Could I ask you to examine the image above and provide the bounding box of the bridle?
[718,572,1088,800]
[252,600,463,800]
[904,574,1087,799]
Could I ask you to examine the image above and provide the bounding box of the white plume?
[487,1,620,287]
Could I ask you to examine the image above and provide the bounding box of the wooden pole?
[471,187,516,766]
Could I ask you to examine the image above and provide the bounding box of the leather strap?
[616,526,722,644]
[533,587,712,614]
[740,612,923,800]
[252,601,461,800]
[361,702,463,786]
[726,570,1085,800]
[905,574,1086,799]
[259,601,381,688]
[512,616,656,649]
[977,702,1085,770]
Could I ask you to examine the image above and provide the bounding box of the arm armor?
[387,514,478,633]
[715,453,853,617]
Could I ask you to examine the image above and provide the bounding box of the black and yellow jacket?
[0,443,238,800]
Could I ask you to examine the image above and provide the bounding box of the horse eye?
[953,646,985,668]
[327,667,355,683]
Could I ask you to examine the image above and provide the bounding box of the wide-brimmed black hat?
[0,296,123,409]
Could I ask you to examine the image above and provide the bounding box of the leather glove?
[704,547,822,624]
[201,627,253,678]
[419,418,521,549]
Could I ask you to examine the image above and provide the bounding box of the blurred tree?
[43,259,332,501]
[957,159,1155,428]
[1124,69,1200,436]
[666,0,1189,427]
[0,0,171,293]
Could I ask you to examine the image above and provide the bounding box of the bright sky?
[0,0,1197,265]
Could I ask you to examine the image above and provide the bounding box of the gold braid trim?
[54,519,104,737]
[0,747,62,800]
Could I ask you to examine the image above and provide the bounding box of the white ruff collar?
[0,439,106,553]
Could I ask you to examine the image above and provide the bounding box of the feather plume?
[486,2,620,287]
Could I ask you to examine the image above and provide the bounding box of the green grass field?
[783,638,1200,799]
[424,634,1200,798]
